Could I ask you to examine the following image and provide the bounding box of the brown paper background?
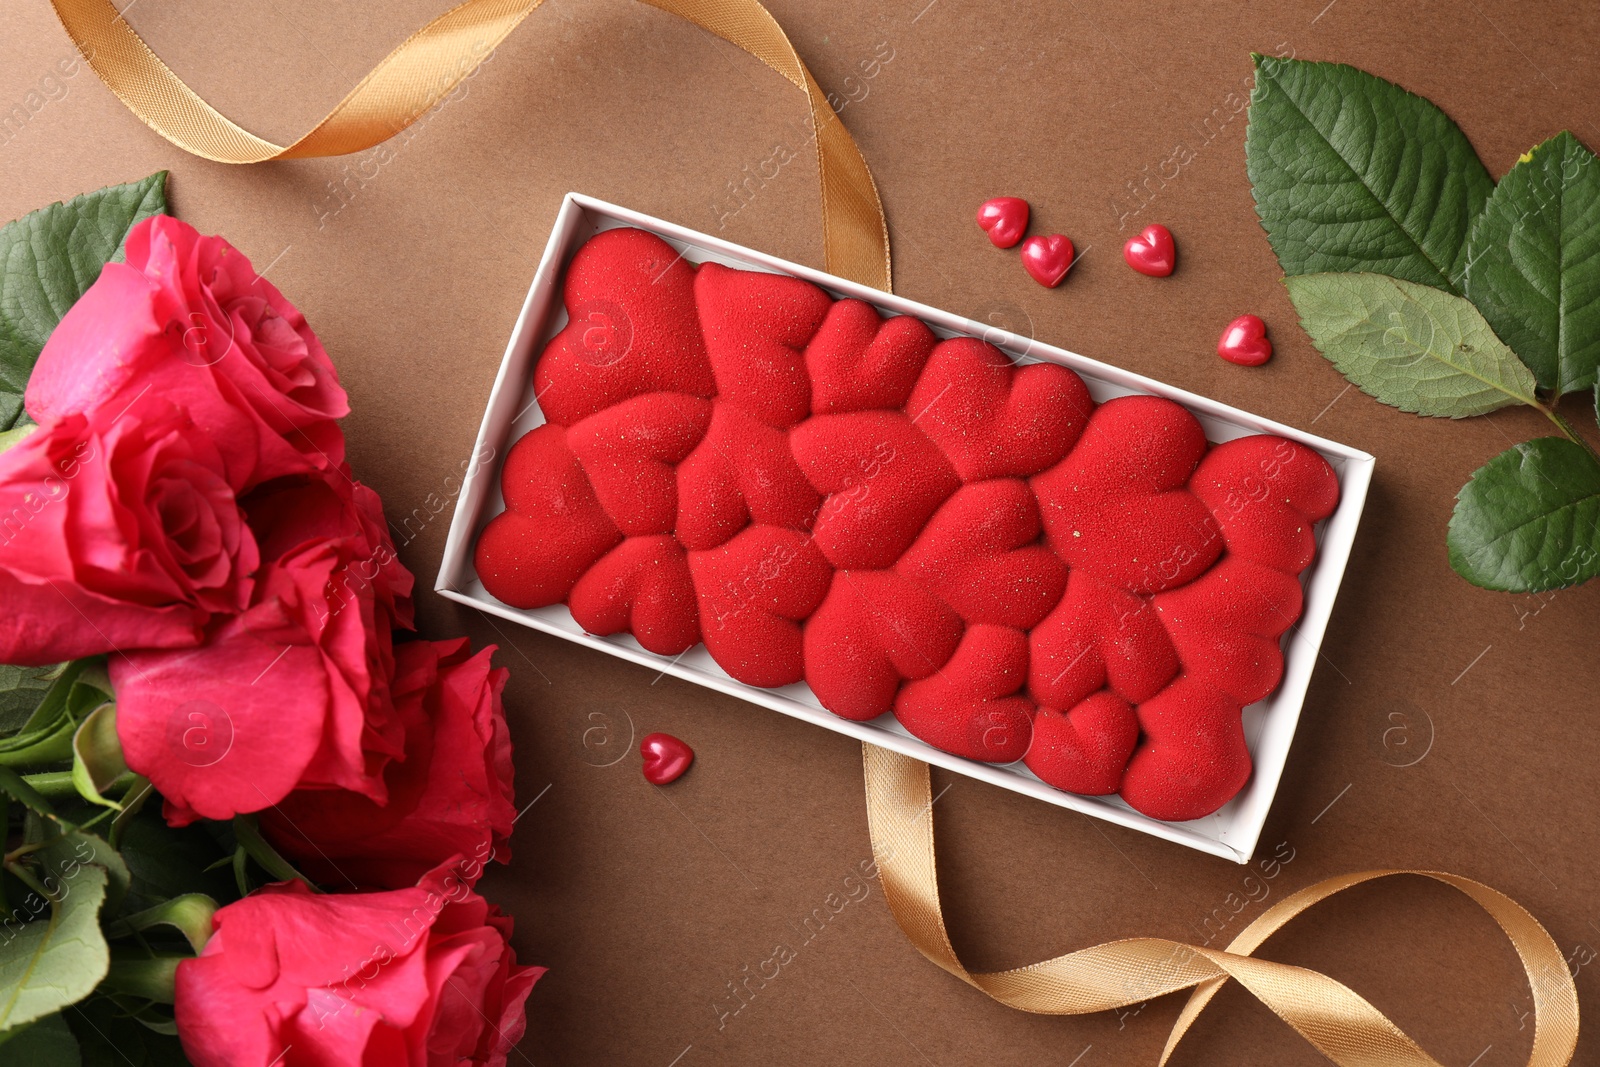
[5,0,1600,1062]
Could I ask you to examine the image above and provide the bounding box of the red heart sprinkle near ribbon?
[1217,314,1272,366]
[641,732,695,784]
[1020,234,1075,288]
[975,197,1029,248]
[1123,223,1176,277]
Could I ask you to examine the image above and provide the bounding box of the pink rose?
[113,467,415,822]
[0,393,256,664]
[176,864,542,1067]
[261,638,516,890]
[26,215,348,491]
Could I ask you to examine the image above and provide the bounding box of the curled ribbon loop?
[46,0,892,289]
[863,744,1579,1066]
[48,1,1580,1058]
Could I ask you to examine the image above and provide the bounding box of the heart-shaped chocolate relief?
[473,424,620,608]
[477,228,1340,821]
[569,535,699,657]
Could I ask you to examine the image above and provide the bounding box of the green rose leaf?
[0,665,60,735]
[1285,272,1540,416]
[1462,131,1600,395]
[1246,56,1492,294]
[39,831,131,919]
[0,172,168,430]
[1448,436,1600,591]
[66,996,188,1066]
[116,811,239,915]
[0,662,89,768]
[103,894,217,956]
[0,421,37,456]
[0,1012,80,1063]
[0,862,109,1032]
[70,704,129,811]
[0,766,56,817]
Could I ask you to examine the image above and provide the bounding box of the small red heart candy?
[975,197,1030,249]
[1217,314,1272,366]
[1123,224,1176,277]
[641,732,694,785]
[1020,234,1075,288]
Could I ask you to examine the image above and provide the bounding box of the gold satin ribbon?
[865,745,1579,1065]
[46,0,892,290]
[47,1,1580,1060]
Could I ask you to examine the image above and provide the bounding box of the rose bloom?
[113,467,415,822]
[261,638,516,890]
[176,863,542,1067]
[26,214,348,492]
[0,393,256,664]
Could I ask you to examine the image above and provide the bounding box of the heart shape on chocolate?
[806,300,935,415]
[905,338,1092,482]
[804,569,962,721]
[641,732,695,785]
[477,228,1342,822]
[894,624,1034,764]
[476,424,620,608]
[696,261,831,428]
[1031,395,1222,594]
[675,404,820,550]
[1030,570,1178,712]
[790,410,960,570]
[569,535,700,656]
[687,525,832,688]
[1026,691,1139,796]
[1118,677,1251,822]
[535,228,716,427]
[568,393,712,536]
[897,479,1066,629]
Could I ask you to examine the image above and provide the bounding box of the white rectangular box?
[436,193,1373,863]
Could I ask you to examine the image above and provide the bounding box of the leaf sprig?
[1247,55,1600,592]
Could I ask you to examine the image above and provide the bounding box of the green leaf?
[0,766,56,817]
[116,812,237,915]
[10,661,84,741]
[0,1012,80,1063]
[0,718,78,769]
[1448,436,1600,591]
[1462,132,1600,395]
[232,815,318,891]
[0,793,8,918]
[103,894,216,955]
[38,831,131,920]
[1246,56,1493,294]
[1286,272,1541,416]
[0,421,37,458]
[0,862,108,1031]
[0,662,115,769]
[0,665,60,735]
[0,173,168,431]
[70,704,128,811]
[65,996,190,1067]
